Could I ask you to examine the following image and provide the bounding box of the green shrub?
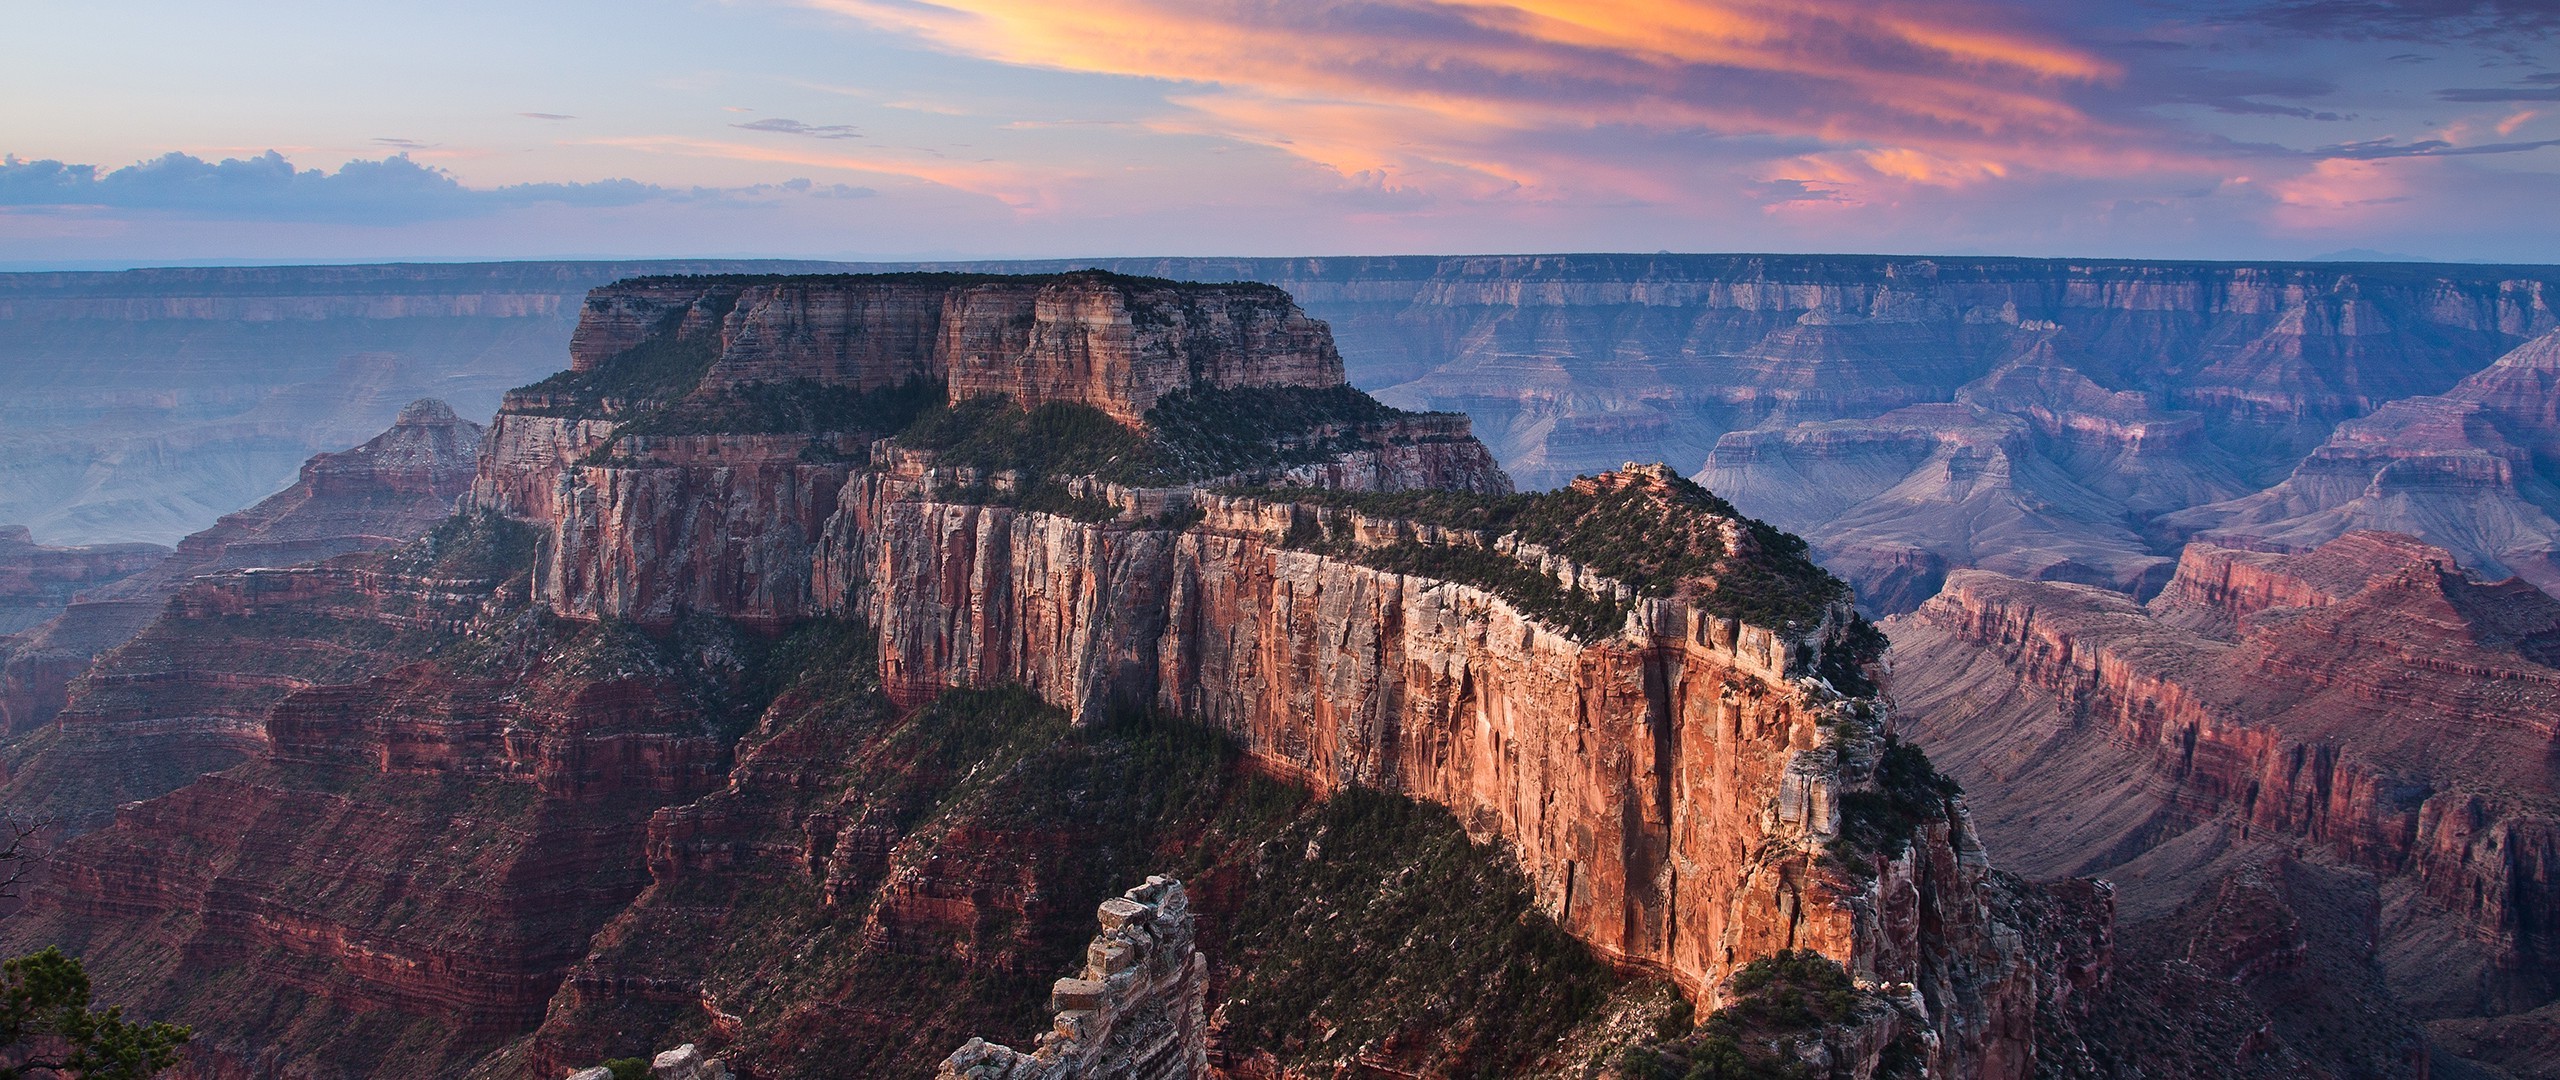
[601,1057,649,1080]
[1266,470,1848,635]
[618,377,942,438]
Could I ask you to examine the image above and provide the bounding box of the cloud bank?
[0,152,670,223]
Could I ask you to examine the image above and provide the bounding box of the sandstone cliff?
[1886,532,2560,1074]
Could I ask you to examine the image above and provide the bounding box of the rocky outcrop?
[814,469,2078,1077]
[1885,532,2560,1072]
[938,877,1211,1080]
[0,399,482,734]
[554,271,1343,425]
[472,273,1498,629]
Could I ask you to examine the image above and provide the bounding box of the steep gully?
[3,272,2121,1078]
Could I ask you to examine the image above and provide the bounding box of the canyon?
[1887,533,2560,1076]
[20,256,2560,617]
[3,256,2557,1078]
[4,269,2130,1079]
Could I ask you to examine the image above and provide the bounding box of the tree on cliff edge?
[0,948,190,1079]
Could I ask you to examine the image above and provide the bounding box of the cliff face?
[1885,533,2560,1071]
[554,271,1344,425]
[0,399,482,735]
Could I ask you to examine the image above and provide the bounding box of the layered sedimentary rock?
[2166,328,2560,594]
[938,877,1211,1080]
[472,272,1499,630]
[0,519,767,1078]
[551,270,1343,424]
[1886,532,2560,1073]
[0,399,483,734]
[0,525,163,636]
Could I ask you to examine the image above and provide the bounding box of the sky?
[4,0,2557,266]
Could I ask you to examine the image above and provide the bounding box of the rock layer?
[2166,328,2560,594]
[1886,532,2560,1070]
[0,399,482,735]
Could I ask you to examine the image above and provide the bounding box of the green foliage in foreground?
[0,947,191,1080]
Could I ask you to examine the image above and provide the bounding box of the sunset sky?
[6,0,2557,266]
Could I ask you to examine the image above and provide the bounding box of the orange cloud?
[2267,157,2414,231]
[800,0,2158,200]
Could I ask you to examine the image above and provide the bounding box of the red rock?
[1888,532,2560,1023]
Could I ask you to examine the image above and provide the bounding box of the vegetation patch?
[1267,470,1849,635]
[1220,786,1618,1079]
[1611,950,1915,1080]
[514,302,732,412]
[1142,384,1452,481]
[384,512,540,581]
[893,385,1446,489]
[615,377,942,438]
[1356,541,1632,640]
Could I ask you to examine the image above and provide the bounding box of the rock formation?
[938,877,1210,1080]
[2166,327,2560,594]
[0,398,482,735]
[0,270,2167,1079]
[1886,531,2560,1074]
